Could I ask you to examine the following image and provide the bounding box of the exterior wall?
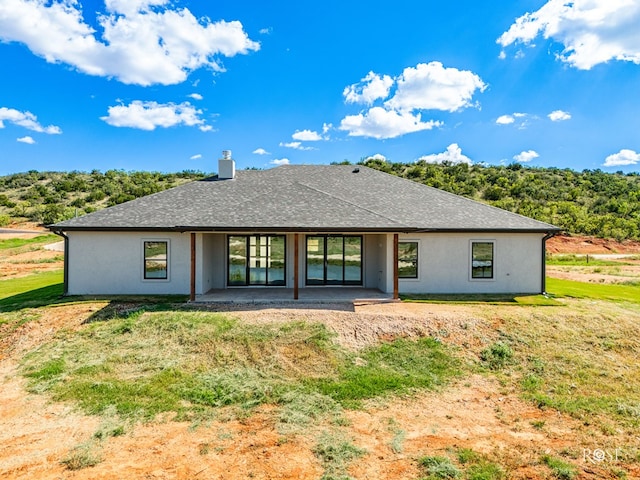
[198,233,225,293]
[67,231,191,295]
[394,232,545,294]
[364,234,385,290]
[66,230,545,296]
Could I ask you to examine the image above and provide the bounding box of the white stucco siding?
[396,232,545,294]
[67,231,191,295]
[199,233,225,293]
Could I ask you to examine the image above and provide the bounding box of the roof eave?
[49,225,562,234]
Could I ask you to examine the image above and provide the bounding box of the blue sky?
[1,0,640,175]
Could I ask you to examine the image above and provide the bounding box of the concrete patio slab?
[195,287,394,304]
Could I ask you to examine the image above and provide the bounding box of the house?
[50,151,560,300]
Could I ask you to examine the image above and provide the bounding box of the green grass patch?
[313,430,366,480]
[546,254,631,266]
[497,295,640,428]
[21,310,461,421]
[417,450,506,480]
[0,270,64,311]
[480,342,514,370]
[9,255,64,264]
[60,441,102,470]
[0,234,59,250]
[308,337,460,407]
[546,277,640,304]
[400,293,560,306]
[541,455,577,480]
[418,455,461,479]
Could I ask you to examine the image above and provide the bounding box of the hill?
[359,159,640,241]
[0,170,205,226]
[1,163,639,241]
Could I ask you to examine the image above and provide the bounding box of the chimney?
[218,150,236,179]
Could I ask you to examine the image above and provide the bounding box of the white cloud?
[343,71,394,105]
[279,141,312,150]
[253,148,270,155]
[259,27,272,35]
[417,143,472,165]
[17,135,35,144]
[385,62,486,113]
[548,110,571,121]
[365,153,387,162]
[496,112,532,128]
[322,123,332,134]
[339,62,484,139]
[271,158,289,166]
[100,100,209,130]
[190,153,202,160]
[496,115,515,125]
[497,0,640,69]
[603,149,640,167]
[188,93,203,101]
[292,129,322,141]
[513,150,540,162]
[339,107,441,140]
[0,107,62,134]
[0,0,260,86]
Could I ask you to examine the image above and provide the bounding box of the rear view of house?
[50,151,559,300]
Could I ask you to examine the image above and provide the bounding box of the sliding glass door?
[228,235,286,286]
[306,235,362,286]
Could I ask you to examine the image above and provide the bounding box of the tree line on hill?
[357,159,640,241]
[0,162,639,241]
[0,170,204,226]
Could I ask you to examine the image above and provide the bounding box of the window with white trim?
[471,241,494,279]
[144,241,168,280]
[398,241,418,278]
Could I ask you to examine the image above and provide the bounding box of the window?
[144,241,168,279]
[306,235,362,285]
[398,241,418,278]
[228,235,286,286]
[471,241,494,279]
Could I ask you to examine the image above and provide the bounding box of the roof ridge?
[294,180,408,229]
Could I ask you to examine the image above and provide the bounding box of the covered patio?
[194,287,395,304]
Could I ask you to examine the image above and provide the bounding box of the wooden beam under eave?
[393,233,399,300]
[190,232,196,302]
[294,233,299,300]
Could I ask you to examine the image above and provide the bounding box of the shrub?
[480,342,513,370]
[418,456,461,479]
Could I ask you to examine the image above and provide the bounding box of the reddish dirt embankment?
[547,234,640,254]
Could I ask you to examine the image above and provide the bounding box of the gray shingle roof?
[51,165,559,232]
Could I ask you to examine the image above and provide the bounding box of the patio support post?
[294,233,299,300]
[393,233,399,300]
[190,232,196,302]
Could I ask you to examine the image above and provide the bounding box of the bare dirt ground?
[546,234,640,284]
[0,225,63,279]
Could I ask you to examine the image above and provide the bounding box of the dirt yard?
[1,300,638,479]
[2,229,640,478]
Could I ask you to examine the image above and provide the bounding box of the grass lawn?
[546,277,640,304]
[0,270,64,311]
[401,292,561,306]
[21,311,461,420]
[0,234,59,250]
